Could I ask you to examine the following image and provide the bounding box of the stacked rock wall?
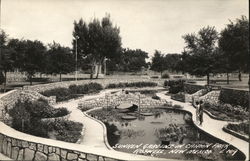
[199,91,220,104]
[0,131,118,161]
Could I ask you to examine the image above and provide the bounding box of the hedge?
[183,83,204,94]
[106,81,158,89]
[41,82,103,102]
[219,88,249,108]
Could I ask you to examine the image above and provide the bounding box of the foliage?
[161,72,170,79]
[73,14,122,78]
[164,79,185,94]
[42,83,103,102]
[182,26,219,85]
[151,50,182,74]
[171,93,185,102]
[219,88,249,108]
[219,16,249,80]
[46,42,75,81]
[227,122,249,136]
[47,119,83,143]
[203,101,248,121]
[8,99,71,139]
[106,81,157,89]
[150,50,165,74]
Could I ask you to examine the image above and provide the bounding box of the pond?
[88,108,245,161]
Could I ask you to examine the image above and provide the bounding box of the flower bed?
[227,122,249,136]
[203,102,248,121]
[8,98,83,143]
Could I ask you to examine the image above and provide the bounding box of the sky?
[1,0,249,56]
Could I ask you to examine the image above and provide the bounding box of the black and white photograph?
[0,0,249,160]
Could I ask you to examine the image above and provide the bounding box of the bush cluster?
[227,122,249,136]
[164,79,185,94]
[219,88,249,108]
[171,92,185,102]
[161,72,170,79]
[8,99,82,143]
[203,102,248,121]
[106,81,158,89]
[42,82,103,102]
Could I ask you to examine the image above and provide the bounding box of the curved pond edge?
[84,106,246,161]
[83,107,113,150]
[222,126,249,143]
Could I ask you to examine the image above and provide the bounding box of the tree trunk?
[226,72,229,84]
[238,70,242,81]
[160,71,162,77]
[4,71,7,93]
[90,64,94,79]
[96,63,100,79]
[207,73,210,86]
[29,75,32,85]
[59,72,62,82]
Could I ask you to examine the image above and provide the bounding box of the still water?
[98,108,245,161]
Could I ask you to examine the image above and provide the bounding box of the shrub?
[53,107,69,117]
[106,81,157,89]
[219,88,249,109]
[171,92,185,102]
[161,72,170,79]
[164,79,185,94]
[227,122,249,136]
[42,83,103,102]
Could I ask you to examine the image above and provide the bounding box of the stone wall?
[0,131,118,161]
[199,91,220,104]
[184,89,208,103]
[78,92,166,110]
[184,83,204,94]
[23,79,165,93]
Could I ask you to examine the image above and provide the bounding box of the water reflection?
[101,108,245,161]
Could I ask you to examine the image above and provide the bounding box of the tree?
[164,53,182,72]
[120,48,149,72]
[20,40,47,85]
[0,30,15,92]
[150,50,165,75]
[219,16,249,81]
[46,42,75,81]
[73,14,122,79]
[182,26,218,85]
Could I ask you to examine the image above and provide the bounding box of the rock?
[6,142,11,157]
[24,148,35,160]
[11,147,19,160]
[67,152,78,160]
[17,149,24,160]
[34,151,47,161]
[48,153,60,161]
[86,154,98,161]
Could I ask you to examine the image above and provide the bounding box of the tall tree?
[150,50,165,75]
[46,42,75,81]
[73,14,122,79]
[0,30,15,92]
[219,16,249,81]
[20,40,47,85]
[182,26,218,85]
[120,48,149,72]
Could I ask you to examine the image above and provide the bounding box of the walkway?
[54,89,117,149]
[156,91,249,161]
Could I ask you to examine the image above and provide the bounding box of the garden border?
[222,126,249,142]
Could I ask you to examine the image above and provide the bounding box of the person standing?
[199,100,204,125]
[195,101,200,123]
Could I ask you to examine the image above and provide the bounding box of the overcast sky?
[1,0,249,56]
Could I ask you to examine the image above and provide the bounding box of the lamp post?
[75,36,79,81]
